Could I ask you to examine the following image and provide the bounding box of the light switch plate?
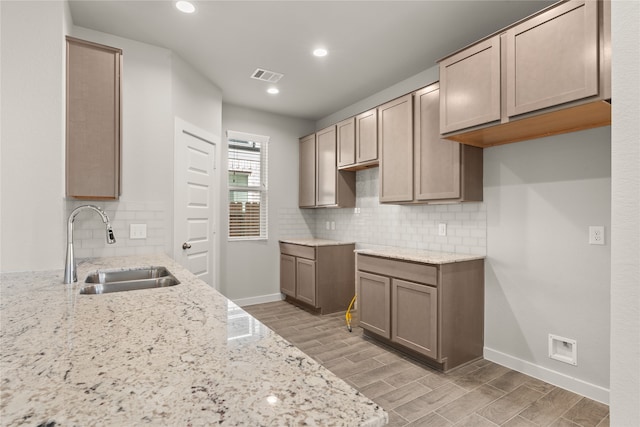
[130,223,147,239]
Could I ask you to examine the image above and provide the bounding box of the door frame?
[173,117,220,290]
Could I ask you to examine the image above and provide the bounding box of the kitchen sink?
[80,266,180,295]
[85,266,173,284]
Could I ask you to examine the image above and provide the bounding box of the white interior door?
[174,118,218,288]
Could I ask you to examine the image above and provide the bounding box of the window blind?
[227,131,269,240]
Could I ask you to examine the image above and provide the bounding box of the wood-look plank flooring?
[243,301,609,427]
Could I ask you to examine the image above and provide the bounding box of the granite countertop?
[280,238,356,247]
[355,247,485,265]
[0,254,386,426]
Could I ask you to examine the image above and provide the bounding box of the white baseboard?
[484,347,610,404]
[232,293,284,307]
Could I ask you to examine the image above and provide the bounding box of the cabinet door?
[356,109,378,164]
[414,84,461,201]
[392,279,438,359]
[316,125,337,206]
[506,0,598,118]
[66,37,122,199]
[358,271,391,339]
[296,258,316,306]
[299,134,316,208]
[378,94,413,203]
[337,117,355,168]
[280,254,296,297]
[439,36,501,134]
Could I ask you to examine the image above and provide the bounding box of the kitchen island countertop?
[0,254,386,426]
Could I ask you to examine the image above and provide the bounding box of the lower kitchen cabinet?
[356,253,484,372]
[357,272,391,338]
[279,254,296,297]
[295,257,316,306]
[392,279,438,360]
[280,241,355,314]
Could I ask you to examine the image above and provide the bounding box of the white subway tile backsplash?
[65,199,169,261]
[279,168,487,255]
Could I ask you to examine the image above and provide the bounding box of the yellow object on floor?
[345,294,357,332]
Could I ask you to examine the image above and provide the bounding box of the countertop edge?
[279,238,356,247]
[355,248,486,265]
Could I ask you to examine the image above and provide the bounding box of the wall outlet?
[354,207,361,214]
[331,221,335,230]
[438,223,447,236]
[588,226,605,245]
[325,221,330,230]
[130,223,147,239]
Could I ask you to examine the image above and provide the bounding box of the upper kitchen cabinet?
[337,109,379,171]
[505,0,600,117]
[378,94,413,203]
[439,36,501,135]
[336,117,355,168]
[414,83,482,203]
[438,0,611,148]
[378,85,482,205]
[299,128,355,209]
[66,37,122,199]
[299,133,316,208]
[316,126,338,206]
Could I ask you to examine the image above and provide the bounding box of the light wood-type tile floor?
[243,301,609,427]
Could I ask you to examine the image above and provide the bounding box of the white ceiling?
[68,0,555,121]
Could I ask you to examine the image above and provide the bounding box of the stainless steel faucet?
[64,205,116,284]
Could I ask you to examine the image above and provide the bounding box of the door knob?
[182,242,191,250]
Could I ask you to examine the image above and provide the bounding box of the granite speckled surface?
[0,254,387,426]
[280,238,356,247]
[355,247,485,265]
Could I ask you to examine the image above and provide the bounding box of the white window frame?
[227,130,269,241]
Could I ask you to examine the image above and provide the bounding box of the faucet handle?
[106,224,116,244]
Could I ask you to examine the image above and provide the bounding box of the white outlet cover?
[438,223,447,236]
[588,226,605,245]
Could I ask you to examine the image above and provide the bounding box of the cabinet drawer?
[280,243,315,260]
[357,254,437,286]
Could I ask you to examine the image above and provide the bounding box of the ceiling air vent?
[251,68,284,83]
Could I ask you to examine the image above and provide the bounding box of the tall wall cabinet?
[66,37,122,199]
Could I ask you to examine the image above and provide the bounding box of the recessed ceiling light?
[176,1,196,14]
[267,87,279,95]
[313,48,328,57]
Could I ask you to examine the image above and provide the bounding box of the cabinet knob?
[182,242,191,250]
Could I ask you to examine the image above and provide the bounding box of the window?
[227,130,269,240]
